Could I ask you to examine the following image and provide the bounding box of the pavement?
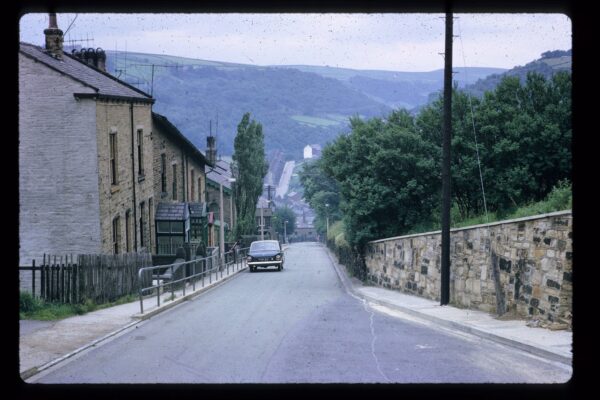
[19,243,572,381]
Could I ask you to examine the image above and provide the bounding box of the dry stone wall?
[365,211,572,329]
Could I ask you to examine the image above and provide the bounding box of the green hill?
[104,51,504,159]
[463,49,572,98]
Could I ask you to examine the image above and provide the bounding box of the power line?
[456,17,489,223]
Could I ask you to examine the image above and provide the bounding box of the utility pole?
[219,182,225,263]
[284,220,288,244]
[441,10,453,306]
[325,203,330,241]
[260,203,264,240]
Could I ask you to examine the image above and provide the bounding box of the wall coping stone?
[369,210,572,244]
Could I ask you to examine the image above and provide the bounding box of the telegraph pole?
[441,10,453,306]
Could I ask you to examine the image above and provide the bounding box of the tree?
[231,113,269,238]
[298,159,341,235]
[476,72,571,211]
[321,109,439,250]
[272,207,296,237]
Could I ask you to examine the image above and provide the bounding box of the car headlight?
[247,256,253,262]
[275,254,282,261]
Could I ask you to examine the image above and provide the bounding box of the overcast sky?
[19,13,571,72]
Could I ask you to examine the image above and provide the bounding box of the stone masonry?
[95,100,154,254]
[365,211,572,329]
[19,53,102,265]
[151,118,207,204]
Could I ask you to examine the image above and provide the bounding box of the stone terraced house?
[152,112,209,255]
[18,14,210,264]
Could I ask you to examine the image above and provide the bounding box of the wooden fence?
[19,252,153,304]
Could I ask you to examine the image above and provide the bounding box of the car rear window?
[250,241,280,251]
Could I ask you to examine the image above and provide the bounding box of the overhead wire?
[456,17,489,224]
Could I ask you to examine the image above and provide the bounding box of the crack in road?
[353,293,391,383]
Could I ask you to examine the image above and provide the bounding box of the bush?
[20,291,43,313]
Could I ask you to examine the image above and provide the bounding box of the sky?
[18,13,572,72]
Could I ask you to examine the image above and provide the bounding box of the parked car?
[247,240,284,272]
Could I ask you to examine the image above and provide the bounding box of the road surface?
[30,242,571,383]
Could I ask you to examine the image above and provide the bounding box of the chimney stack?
[44,13,63,59]
[96,48,107,72]
[206,135,216,166]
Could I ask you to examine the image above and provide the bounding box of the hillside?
[279,65,505,110]
[463,49,572,98]
[104,50,504,159]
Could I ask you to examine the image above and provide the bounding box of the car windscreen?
[250,242,279,252]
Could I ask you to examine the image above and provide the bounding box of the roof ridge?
[20,41,152,100]
[62,49,152,98]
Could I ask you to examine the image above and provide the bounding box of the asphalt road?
[30,242,571,384]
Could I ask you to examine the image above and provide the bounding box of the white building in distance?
[303,144,322,160]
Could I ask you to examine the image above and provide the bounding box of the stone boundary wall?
[365,211,572,329]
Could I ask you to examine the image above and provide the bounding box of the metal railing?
[137,247,249,314]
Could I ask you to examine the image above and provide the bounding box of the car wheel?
[249,266,254,273]
[277,264,282,271]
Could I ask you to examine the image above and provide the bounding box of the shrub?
[20,291,43,313]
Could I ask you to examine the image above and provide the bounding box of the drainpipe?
[181,149,186,202]
[131,102,138,251]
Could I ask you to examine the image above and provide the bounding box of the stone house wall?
[365,211,572,329]
[95,100,154,254]
[19,53,102,265]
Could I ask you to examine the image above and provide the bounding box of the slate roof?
[19,42,153,102]
[188,202,207,218]
[206,159,233,190]
[155,202,189,221]
[152,113,208,166]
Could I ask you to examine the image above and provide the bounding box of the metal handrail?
[137,247,249,314]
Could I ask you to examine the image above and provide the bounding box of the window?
[157,236,184,255]
[139,201,145,248]
[112,216,121,254]
[109,132,118,185]
[190,218,203,241]
[157,221,170,233]
[125,210,131,252]
[156,221,184,233]
[161,154,167,193]
[190,169,195,201]
[137,129,144,176]
[172,164,177,200]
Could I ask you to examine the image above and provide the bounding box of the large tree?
[231,113,269,239]
[322,109,440,250]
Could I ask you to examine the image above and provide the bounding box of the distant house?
[255,197,276,240]
[19,14,156,264]
[205,152,235,248]
[303,144,322,159]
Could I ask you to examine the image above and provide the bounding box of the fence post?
[157,273,161,308]
[52,255,57,302]
[41,254,45,300]
[182,262,186,297]
[61,255,65,303]
[32,260,36,298]
[170,265,174,300]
